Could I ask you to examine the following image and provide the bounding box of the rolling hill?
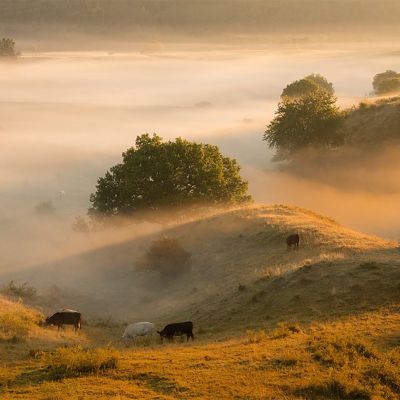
[1,204,399,399]
[1,204,398,333]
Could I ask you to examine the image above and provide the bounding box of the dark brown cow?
[157,321,194,342]
[286,234,300,250]
[45,311,81,332]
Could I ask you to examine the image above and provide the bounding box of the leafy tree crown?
[89,134,251,218]
[264,89,344,159]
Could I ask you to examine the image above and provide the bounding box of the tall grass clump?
[246,329,267,343]
[270,322,302,339]
[46,346,119,378]
[310,333,377,366]
[0,303,43,341]
[1,280,37,300]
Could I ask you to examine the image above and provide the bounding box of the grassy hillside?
[344,97,400,146]
[0,302,399,399]
[0,204,399,399]
[2,204,397,331]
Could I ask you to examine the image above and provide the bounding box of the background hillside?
[2,0,400,49]
[2,205,398,335]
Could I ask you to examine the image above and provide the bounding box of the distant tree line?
[2,0,400,37]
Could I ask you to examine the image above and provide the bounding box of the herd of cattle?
[44,310,194,342]
[44,234,300,340]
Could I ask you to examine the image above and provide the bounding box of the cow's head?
[157,330,167,340]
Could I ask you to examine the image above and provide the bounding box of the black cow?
[157,321,194,342]
[286,234,300,250]
[45,311,82,332]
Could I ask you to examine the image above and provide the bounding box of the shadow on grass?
[129,372,189,396]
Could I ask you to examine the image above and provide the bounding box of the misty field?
[2,2,400,399]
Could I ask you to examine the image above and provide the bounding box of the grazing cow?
[157,321,194,342]
[45,311,81,332]
[122,322,155,340]
[286,234,300,250]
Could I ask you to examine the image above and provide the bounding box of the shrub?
[141,237,191,278]
[0,38,17,57]
[270,322,302,339]
[46,346,119,378]
[0,308,43,340]
[35,200,55,215]
[301,378,372,400]
[311,333,377,367]
[238,284,246,292]
[373,70,400,95]
[246,329,267,343]
[1,280,37,299]
[72,216,90,233]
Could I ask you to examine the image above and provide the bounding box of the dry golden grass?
[0,307,399,399]
[1,205,399,399]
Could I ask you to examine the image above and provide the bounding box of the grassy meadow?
[1,205,399,399]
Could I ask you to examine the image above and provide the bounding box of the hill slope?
[1,204,397,335]
[1,204,399,399]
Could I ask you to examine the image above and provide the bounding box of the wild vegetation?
[373,70,400,95]
[0,299,398,399]
[89,134,250,221]
[1,0,400,41]
[265,74,400,163]
[0,37,17,57]
[139,237,192,278]
[281,74,334,99]
[264,89,344,160]
[2,3,400,399]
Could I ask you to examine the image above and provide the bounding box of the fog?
[1,42,400,277]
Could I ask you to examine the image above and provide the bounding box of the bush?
[246,329,267,343]
[141,237,191,278]
[34,200,55,215]
[72,216,90,233]
[0,307,43,341]
[270,322,302,339]
[1,280,37,299]
[46,346,119,378]
[311,333,377,367]
[373,70,400,95]
[301,378,372,400]
[0,38,17,57]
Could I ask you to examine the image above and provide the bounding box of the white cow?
[122,322,155,340]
